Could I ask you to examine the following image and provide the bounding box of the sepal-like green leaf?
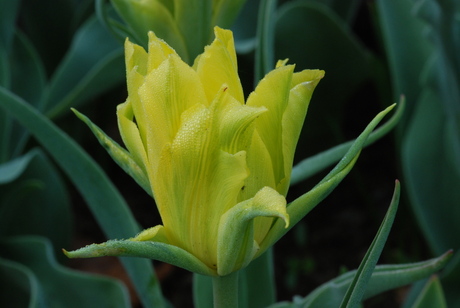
[259,104,396,254]
[71,108,152,197]
[64,238,217,277]
[291,97,404,185]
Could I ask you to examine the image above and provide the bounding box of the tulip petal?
[139,54,208,176]
[194,27,245,104]
[245,65,294,192]
[217,186,289,276]
[146,31,178,73]
[152,88,266,269]
[278,69,325,194]
[124,38,148,75]
[64,224,216,276]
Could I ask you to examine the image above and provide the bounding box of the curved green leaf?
[254,0,277,83]
[0,148,72,253]
[410,275,447,308]
[376,0,433,131]
[0,87,165,308]
[0,236,130,308]
[43,14,124,118]
[0,256,42,308]
[261,104,396,253]
[0,150,36,184]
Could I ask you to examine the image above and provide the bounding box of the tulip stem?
[212,271,239,308]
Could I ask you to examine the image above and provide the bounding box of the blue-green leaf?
[0,87,165,308]
[408,275,447,308]
[0,236,130,308]
[0,148,72,253]
[268,251,452,308]
[43,14,124,118]
[339,181,400,307]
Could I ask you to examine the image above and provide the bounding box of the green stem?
[212,272,239,308]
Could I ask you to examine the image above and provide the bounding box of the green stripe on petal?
[217,186,288,276]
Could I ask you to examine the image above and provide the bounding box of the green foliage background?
[0,0,458,307]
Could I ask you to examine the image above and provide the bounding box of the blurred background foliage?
[0,0,458,307]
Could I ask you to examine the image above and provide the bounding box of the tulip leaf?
[402,89,460,257]
[0,236,130,308]
[0,150,36,184]
[175,0,213,61]
[376,0,433,130]
[339,181,400,307]
[260,104,396,253]
[0,148,72,254]
[268,251,452,308]
[275,0,371,113]
[254,0,277,83]
[9,30,46,107]
[0,0,21,54]
[232,0,259,54]
[71,108,152,197]
[406,276,447,308]
[291,97,403,185]
[0,256,41,307]
[0,87,166,308]
[43,14,124,118]
[64,238,217,277]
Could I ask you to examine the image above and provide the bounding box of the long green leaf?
[0,148,72,254]
[0,87,165,308]
[291,97,404,185]
[409,275,447,308]
[340,181,400,307]
[268,251,452,308]
[254,0,277,83]
[43,14,124,118]
[376,0,433,131]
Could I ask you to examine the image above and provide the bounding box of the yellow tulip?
[67,26,324,277]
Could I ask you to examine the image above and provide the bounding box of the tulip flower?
[66,26,327,277]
